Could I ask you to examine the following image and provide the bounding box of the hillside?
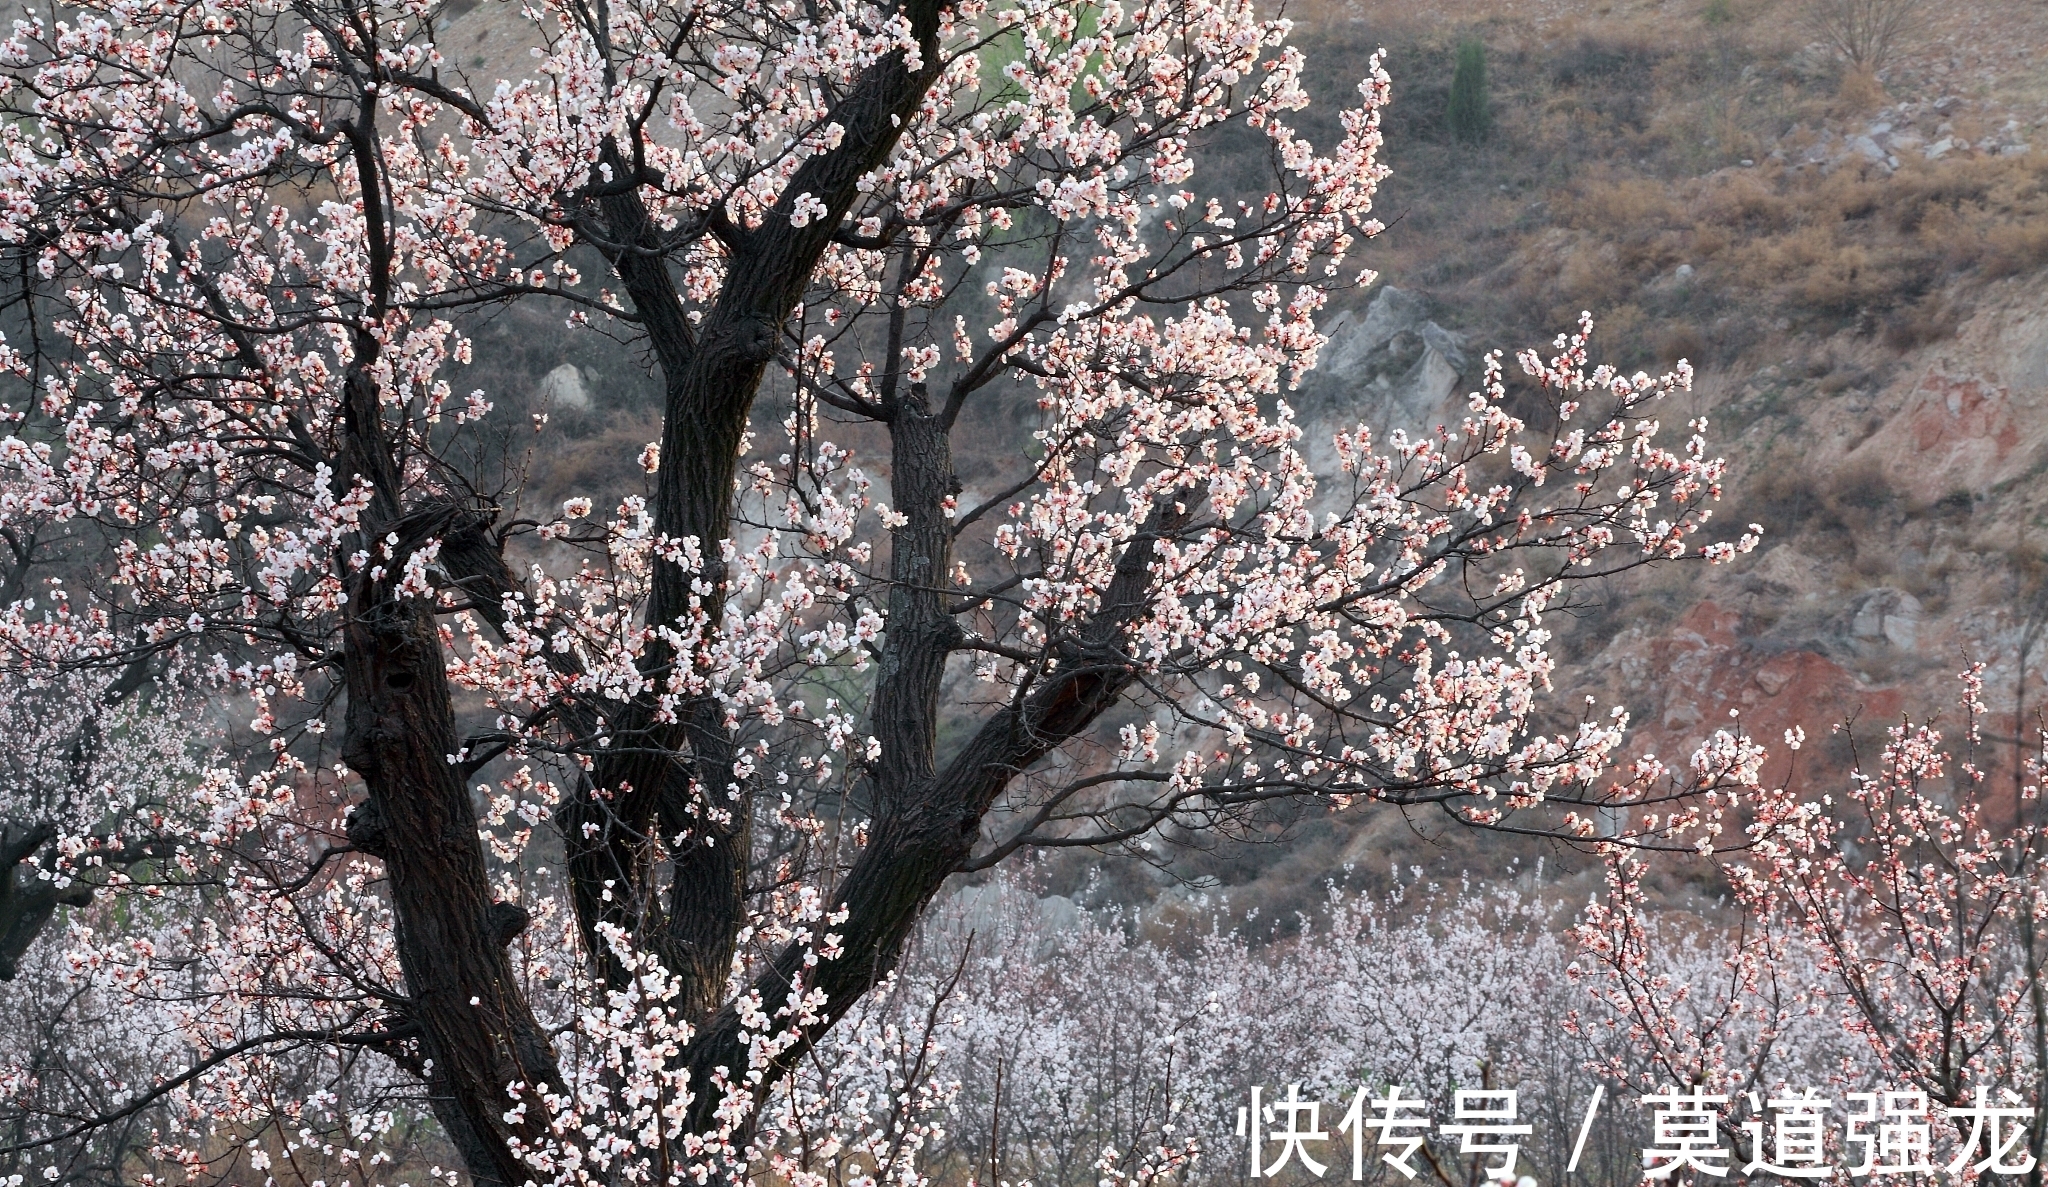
[10,3,2046,1183]
[1030,0,2048,923]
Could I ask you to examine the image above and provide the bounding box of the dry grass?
[1834,65,1887,113]
[1488,149,2048,356]
[1284,0,2048,368]
[1729,155,2048,308]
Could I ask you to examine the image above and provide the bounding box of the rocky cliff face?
[1315,285,1471,431]
[1554,271,2048,780]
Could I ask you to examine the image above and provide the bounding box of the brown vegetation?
[1278,0,2045,372]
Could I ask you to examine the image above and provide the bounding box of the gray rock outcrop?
[1311,286,1470,435]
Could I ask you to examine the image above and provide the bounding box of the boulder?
[1314,286,1470,433]
[1850,588,1924,650]
[538,362,591,411]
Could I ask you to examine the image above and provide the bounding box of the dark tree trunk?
[555,0,953,1028]
[335,348,562,1187]
[0,824,92,981]
[373,0,1143,1176]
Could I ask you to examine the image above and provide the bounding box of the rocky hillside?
[1334,0,2048,758]
[1041,0,2048,925]
[1290,263,2048,800]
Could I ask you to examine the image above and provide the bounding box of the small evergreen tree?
[1447,38,1492,143]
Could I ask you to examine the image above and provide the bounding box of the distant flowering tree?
[0,0,1763,1181]
[849,866,1865,1187]
[0,665,203,981]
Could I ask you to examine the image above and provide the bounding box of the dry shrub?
[1812,168,1884,222]
[526,413,663,511]
[1712,101,1766,165]
[1560,173,1682,230]
[1945,114,1987,145]
[1689,223,1733,260]
[1890,157,2006,210]
[1880,296,1957,349]
[1548,32,1666,92]
[1791,242,1885,313]
[1556,145,2048,329]
[1831,455,1898,513]
[1657,323,1708,366]
[1890,155,2048,276]
[1739,459,1830,537]
[1315,8,2044,358]
[1739,223,1837,285]
[1730,220,1916,316]
[1833,65,1886,113]
[1916,216,1992,273]
[1735,450,1900,550]
[1890,155,2048,227]
[1675,151,2048,325]
[1910,199,1967,257]
[1594,301,1650,351]
[1978,220,2048,279]
[1808,0,1926,75]
[1544,172,1692,308]
[1554,237,1630,313]
[1696,169,1793,230]
[1617,229,1687,278]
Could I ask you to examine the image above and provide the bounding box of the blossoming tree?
[0,665,201,982]
[1575,673,2048,1172]
[0,0,1761,1180]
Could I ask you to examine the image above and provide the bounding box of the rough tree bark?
[353,2,970,1178]
[330,110,564,1185]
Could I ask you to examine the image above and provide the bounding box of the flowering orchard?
[801,739,2048,1187]
[0,0,1764,1182]
[755,867,1863,1187]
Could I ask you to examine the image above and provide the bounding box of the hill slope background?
[1037,0,2048,925]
